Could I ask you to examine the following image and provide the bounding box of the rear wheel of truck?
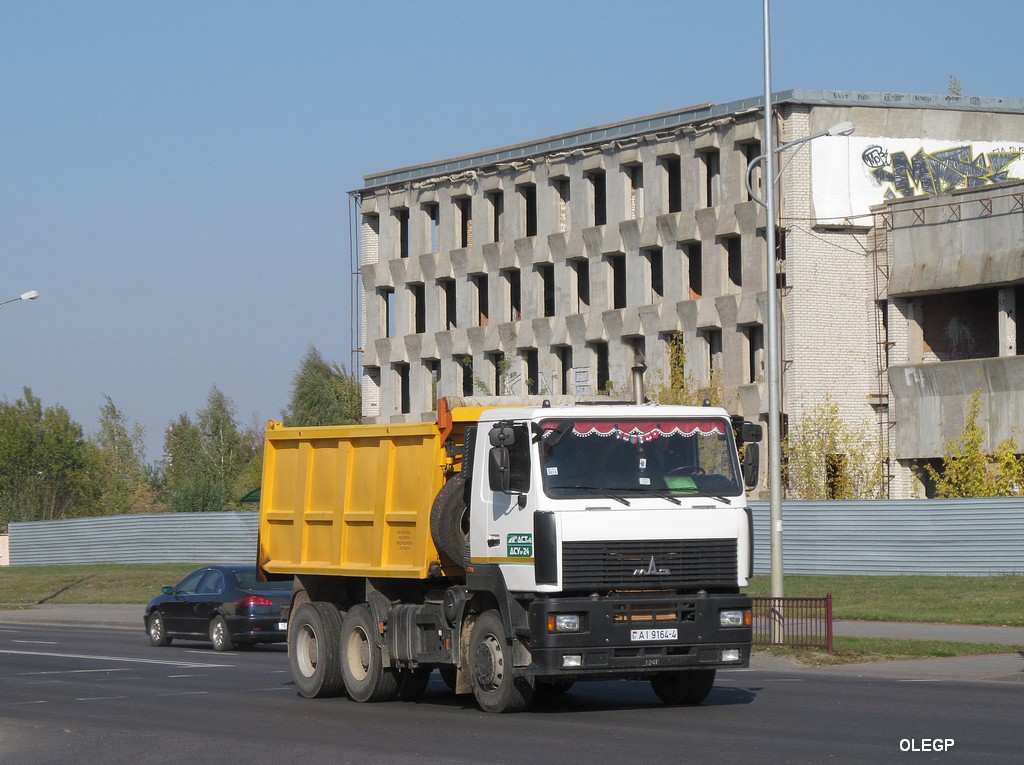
[341,604,399,702]
[650,669,716,705]
[470,610,535,713]
[430,473,468,566]
[289,602,346,698]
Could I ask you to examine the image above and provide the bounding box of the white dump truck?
[258,392,761,712]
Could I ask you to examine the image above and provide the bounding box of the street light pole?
[755,1,854,608]
[0,290,40,310]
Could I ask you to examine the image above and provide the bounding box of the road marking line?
[20,668,134,676]
[0,648,232,669]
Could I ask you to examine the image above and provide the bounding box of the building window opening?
[587,170,607,226]
[503,268,522,321]
[471,274,489,326]
[459,356,474,396]
[723,235,742,288]
[594,342,610,392]
[396,363,411,414]
[662,155,682,213]
[380,287,395,338]
[425,359,440,409]
[555,178,570,232]
[524,349,539,395]
[456,196,472,248]
[701,149,720,208]
[518,184,537,238]
[573,258,590,311]
[410,283,425,334]
[627,163,643,219]
[686,241,703,299]
[558,346,572,395]
[395,207,410,259]
[538,263,555,317]
[644,246,664,301]
[919,288,999,361]
[740,141,762,202]
[700,328,723,379]
[439,277,457,330]
[424,203,439,253]
[486,190,503,242]
[744,323,764,383]
[609,253,627,309]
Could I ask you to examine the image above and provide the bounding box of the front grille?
[561,539,737,591]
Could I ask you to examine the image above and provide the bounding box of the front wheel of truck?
[289,602,346,698]
[650,669,716,705]
[470,610,534,713]
[341,604,399,702]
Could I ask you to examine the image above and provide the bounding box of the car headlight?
[547,614,581,633]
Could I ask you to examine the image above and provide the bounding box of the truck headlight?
[719,609,750,627]
[547,614,581,633]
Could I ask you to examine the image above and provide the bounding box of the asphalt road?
[1,622,1021,765]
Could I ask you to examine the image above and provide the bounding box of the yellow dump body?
[258,418,458,580]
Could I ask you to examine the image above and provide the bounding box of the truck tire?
[289,602,346,698]
[341,604,399,702]
[470,610,535,713]
[650,669,716,705]
[430,473,469,565]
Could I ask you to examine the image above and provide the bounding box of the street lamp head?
[826,121,856,137]
[20,290,39,301]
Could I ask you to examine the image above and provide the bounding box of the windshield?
[539,417,742,500]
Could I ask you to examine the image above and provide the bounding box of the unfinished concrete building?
[351,89,1024,498]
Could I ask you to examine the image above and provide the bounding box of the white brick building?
[351,90,1024,498]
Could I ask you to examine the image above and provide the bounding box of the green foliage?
[783,396,883,500]
[646,333,723,406]
[0,388,102,531]
[924,389,1024,498]
[160,387,260,512]
[281,345,361,426]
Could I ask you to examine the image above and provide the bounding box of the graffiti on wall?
[862,144,1023,198]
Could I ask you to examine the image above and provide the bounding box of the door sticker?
[507,533,533,558]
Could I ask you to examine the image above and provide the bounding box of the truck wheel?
[650,669,716,705]
[289,602,346,698]
[341,604,399,702]
[430,473,468,565]
[470,610,534,713]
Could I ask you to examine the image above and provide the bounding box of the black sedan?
[144,565,291,651]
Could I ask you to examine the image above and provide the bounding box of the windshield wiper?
[563,485,631,506]
[640,487,681,505]
[668,486,733,505]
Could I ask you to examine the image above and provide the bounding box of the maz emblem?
[633,556,671,576]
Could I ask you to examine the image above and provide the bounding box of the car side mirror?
[742,442,760,489]
[488,446,511,493]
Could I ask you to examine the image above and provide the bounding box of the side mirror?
[488,446,511,493]
[489,422,515,447]
[740,422,763,443]
[742,442,760,489]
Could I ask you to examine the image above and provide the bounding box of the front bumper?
[526,592,752,677]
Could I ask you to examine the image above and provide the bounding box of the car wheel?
[289,602,346,698]
[148,611,171,647]
[210,615,234,652]
[470,610,534,713]
[650,669,716,705]
[341,604,398,702]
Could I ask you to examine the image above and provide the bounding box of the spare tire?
[431,474,469,566]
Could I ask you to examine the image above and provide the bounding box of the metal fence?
[8,511,259,566]
[751,497,1024,576]
[752,595,834,653]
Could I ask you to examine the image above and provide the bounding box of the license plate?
[277,622,288,631]
[630,628,677,642]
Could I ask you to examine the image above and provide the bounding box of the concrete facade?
[352,90,1024,499]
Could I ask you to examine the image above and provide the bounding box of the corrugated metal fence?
[751,497,1024,576]
[7,498,1024,574]
[8,511,259,566]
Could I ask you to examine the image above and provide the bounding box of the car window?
[232,569,258,589]
[175,569,207,595]
[199,570,225,594]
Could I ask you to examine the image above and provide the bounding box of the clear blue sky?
[2,0,1020,461]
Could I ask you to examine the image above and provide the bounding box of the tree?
[161,387,260,512]
[924,389,1024,498]
[0,388,101,531]
[282,345,361,426]
[783,396,883,500]
[91,395,156,515]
